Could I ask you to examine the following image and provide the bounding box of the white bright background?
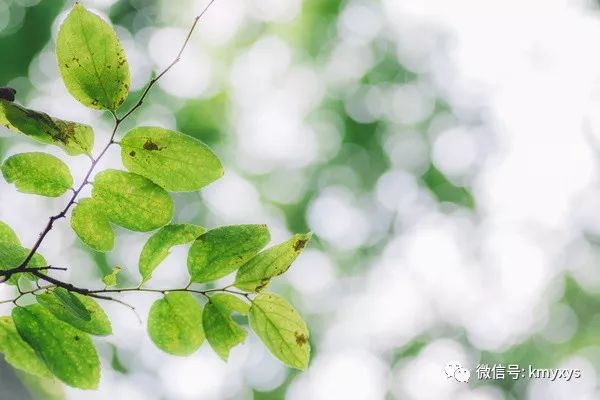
[2,0,600,399]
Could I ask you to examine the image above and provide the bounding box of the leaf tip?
[293,232,313,252]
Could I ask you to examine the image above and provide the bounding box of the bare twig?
[118,0,217,122]
[0,266,68,283]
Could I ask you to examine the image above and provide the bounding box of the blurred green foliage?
[0,1,64,85]
[1,0,596,399]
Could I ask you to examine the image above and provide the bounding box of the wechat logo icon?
[445,361,471,383]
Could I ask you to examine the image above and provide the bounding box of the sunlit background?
[2,0,600,398]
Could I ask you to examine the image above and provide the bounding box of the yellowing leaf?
[0,99,94,156]
[0,317,52,378]
[2,152,73,197]
[249,293,310,370]
[92,169,173,232]
[203,294,249,360]
[147,292,204,356]
[70,198,115,252]
[121,127,223,192]
[188,225,270,283]
[57,4,130,111]
[12,305,100,390]
[102,266,121,287]
[139,224,205,284]
[234,233,312,292]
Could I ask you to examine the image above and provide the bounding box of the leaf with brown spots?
[188,224,270,283]
[234,233,312,292]
[0,99,94,156]
[249,293,310,370]
[120,126,223,192]
[56,4,130,111]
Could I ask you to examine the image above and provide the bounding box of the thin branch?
[31,271,91,296]
[87,292,141,323]
[31,271,250,302]
[119,0,217,121]
[0,265,68,284]
[88,286,211,299]
[0,285,55,305]
[2,269,251,317]
[105,297,142,324]
[32,266,68,272]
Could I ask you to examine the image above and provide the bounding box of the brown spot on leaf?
[255,278,270,292]
[129,150,136,157]
[293,239,308,252]
[0,87,16,102]
[143,139,160,151]
[295,332,307,346]
[74,335,80,341]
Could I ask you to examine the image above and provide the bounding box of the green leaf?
[139,224,205,284]
[0,317,52,378]
[0,220,20,245]
[0,99,94,156]
[52,288,91,322]
[120,127,223,192]
[0,242,46,285]
[37,289,112,336]
[92,169,173,232]
[12,305,100,390]
[56,3,130,111]
[2,152,73,197]
[203,294,249,361]
[70,198,115,252]
[147,292,204,356]
[102,266,121,287]
[188,225,270,283]
[234,233,312,292]
[249,293,310,370]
